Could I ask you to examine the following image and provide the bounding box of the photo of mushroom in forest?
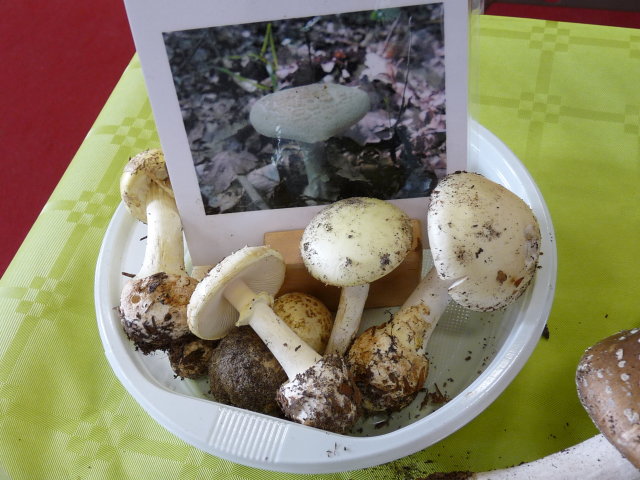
[163,3,446,215]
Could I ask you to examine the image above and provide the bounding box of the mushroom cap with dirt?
[422,329,640,480]
[188,245,361,433]
[118,149,198,354]
[427,171,541,311]
[348,171,541,412]
[209,326,288,416]
[168,334,217,380]
[301,197,413,355]
[272,292,333,354]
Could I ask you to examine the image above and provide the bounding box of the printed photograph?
[163,3,447,215]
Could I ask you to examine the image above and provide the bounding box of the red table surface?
[2,1,639,277]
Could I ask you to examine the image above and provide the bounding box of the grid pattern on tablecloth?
[0,17,639,479]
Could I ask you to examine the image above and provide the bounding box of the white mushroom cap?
[301,197,413,287]
[120,149,174,223]
[428,171,541,311]
[576,328,640,469]
[187,246,286,340]
[272,292,333,354]
[249,83,370,144]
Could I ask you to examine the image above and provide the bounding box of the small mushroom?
[301,197,413,355]
[272,292,333,354]
[249,82,370,202]
[423,329,640,479]
[348,172,541,411]
[168,334,217,380]
[118,149,198,353]
[188,245,361,433]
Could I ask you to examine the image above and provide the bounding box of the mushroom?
[348,172,541,411]
[188,245,361,433]
[272,292,333,354]
[249,82,370,202]
[208,292,333,415]
[422,329,640,479]
[301,197,413,355]
[117,149,198,354]
[577,328,640,471]
[168,334,217,380]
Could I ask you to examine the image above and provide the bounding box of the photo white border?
[124,0,470,265]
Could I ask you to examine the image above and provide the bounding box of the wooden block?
[264,219,423,311]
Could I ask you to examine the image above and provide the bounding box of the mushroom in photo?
[188,246,361,433]
[301,197,413,355]
[117,149,198,354]
[208,292,333,415]
[422,328,640,479]
[249,82,370,202]
[348,172,541,411]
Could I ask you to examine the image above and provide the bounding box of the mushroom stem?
[136,182,185,279]
[223,278,322,379]
[397,265,455,351]
[427,434,640,480]
[301,142,335,202]
[325,283,370,355]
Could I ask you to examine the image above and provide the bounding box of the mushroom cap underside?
[301,197,413,287]
[120,148,174,223]
[187,246,286,340]
[427,171,541,311]
[249,82,370,144]
[576,328,640,469]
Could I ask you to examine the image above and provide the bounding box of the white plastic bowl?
[95,124,556,473]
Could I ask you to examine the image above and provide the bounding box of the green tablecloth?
[1,15,639,479]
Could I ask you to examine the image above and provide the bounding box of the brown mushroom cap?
[118,272,198,354]
[576,328,640,468]
[277,353,361,434]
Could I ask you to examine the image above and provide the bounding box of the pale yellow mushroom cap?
[273,292,333,354]
[301,197,413,287]
[120,149,174,223]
